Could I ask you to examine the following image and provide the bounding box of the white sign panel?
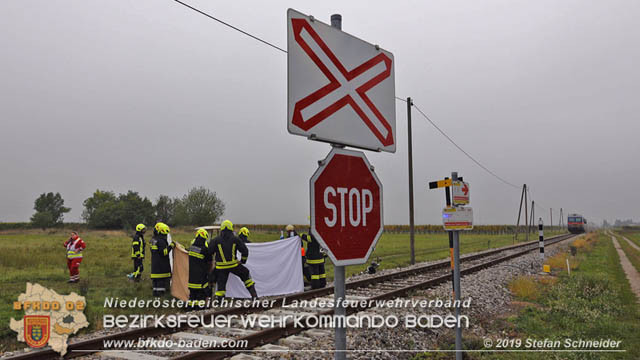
[287,8,396,153]
[452,181,470,206]
[442,206,473,231]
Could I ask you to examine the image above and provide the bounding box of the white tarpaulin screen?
[226,236,303,298]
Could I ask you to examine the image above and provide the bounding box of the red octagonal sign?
[310,148,383,266]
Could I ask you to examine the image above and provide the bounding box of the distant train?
[567,213,587,234]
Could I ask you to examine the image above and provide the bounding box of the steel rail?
[173,233,575,359]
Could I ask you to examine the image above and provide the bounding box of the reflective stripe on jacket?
[65,238,85,259]
[211,230,248,270]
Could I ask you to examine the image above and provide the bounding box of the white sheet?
[225,236,303,298]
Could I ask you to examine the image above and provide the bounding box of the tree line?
[30,187,225,229]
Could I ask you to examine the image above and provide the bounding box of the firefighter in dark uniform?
[128,223,146,281]
[287,224,311,286]
[301,233,327,289]
[212,220,258,299]
[188,228,214,308]
[238,227,251,244]
[150,222,175,297]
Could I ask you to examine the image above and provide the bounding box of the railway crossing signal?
[287,8,396,153]
[289,11,392,359]
[310,147,383,266]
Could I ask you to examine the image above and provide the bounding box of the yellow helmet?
[196,228,209,239]
[239,227,250,236]
[155,222,170,235]
[136,224,146,232]
[221,220,233,231]
[285,224,294,231]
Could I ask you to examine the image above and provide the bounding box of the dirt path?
[609,233,640,303]
[621,235,640,252]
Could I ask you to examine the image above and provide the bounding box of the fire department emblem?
[24,315,50,348]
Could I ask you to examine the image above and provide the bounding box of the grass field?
[0,227,563,352]
[617,231,640,274]
[476,232,640,359]
[620,231,640,248]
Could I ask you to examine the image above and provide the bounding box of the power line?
[410,102,521,190]
[170,1,538,201]
[172,0,288,54]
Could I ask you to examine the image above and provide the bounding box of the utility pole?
[524,185,529,242]
[407,97,415,265]
[550,208,553,232]
[514,184,526,243]
[530,201,535,235]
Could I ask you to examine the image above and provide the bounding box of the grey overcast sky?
[1,0,638,226]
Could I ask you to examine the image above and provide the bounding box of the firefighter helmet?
[239,227,250,236]
[196,228,209,239]
[155,222,170,235]
[285,224,294,231]
[136,224,146,232]
[221,220,233,231]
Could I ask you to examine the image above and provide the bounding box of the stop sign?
[310,148,383,266]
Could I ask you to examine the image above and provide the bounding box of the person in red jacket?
[64,231,86,283]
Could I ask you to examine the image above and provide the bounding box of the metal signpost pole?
[445,178,455,296]
[451,172,462,360]
[407,97,415,265]
[334,265,346,360]
[330,13,347,360]
[290,9,393,359]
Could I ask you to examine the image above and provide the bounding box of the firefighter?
[287,224,311,286]
[238,227,251,244]
[128,224,146,281]
[63,231,86,283]
[211,220,258,299]
[188,228,214,308]
[150,222,175,297]
[301,233,327,289]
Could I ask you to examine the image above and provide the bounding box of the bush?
[173,187,225,226]
[82,190,155,230]
[30,192,70,229]
[509,276,542,301]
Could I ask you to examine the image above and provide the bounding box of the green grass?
[620,231,640,248]
[0,227,562,352]
[472,232,640,360]
[618,234,640,274]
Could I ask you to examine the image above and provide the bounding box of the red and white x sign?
[287,9,396,153]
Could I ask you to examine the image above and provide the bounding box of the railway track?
[4,233,575,360]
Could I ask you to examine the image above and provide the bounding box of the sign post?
[289,10,393,359]
[451,172,463,360]
[310,147,383,360]
[429,172,472,360]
